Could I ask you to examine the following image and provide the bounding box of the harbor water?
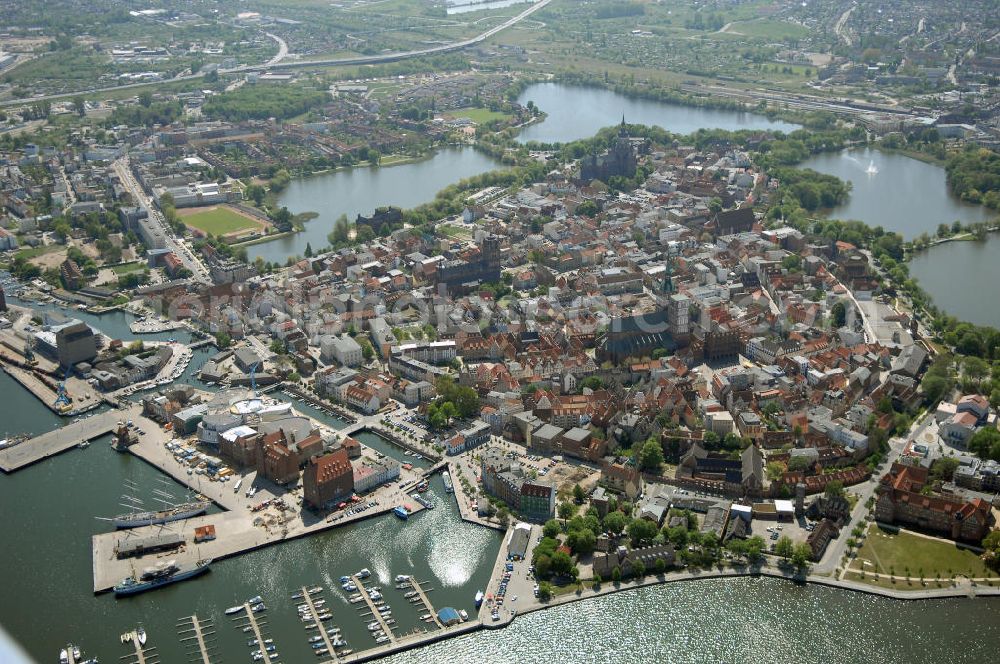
[0,362,500,663]
[382,577,1000,664]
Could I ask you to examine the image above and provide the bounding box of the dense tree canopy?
[202,83,327,121]
[946,147,1000,209]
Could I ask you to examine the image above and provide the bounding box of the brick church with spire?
[579,116,639,183]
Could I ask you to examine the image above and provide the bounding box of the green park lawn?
[449,107,511,124]
[856,525,992,580]
[180,206,259,236]
[111,261,145,275]
[12,244,61,261]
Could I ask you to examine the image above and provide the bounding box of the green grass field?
[111,261,145,275]
[448,107,511,124]
[726,19,809,40]
[856,525,992,580]
[12,244,61,261]
[181,206,260,236]
[437,224,469,238]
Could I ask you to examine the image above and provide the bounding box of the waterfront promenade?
[448,458,505,531]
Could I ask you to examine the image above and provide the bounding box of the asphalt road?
[112,157,212,284]
[0,0,554,108]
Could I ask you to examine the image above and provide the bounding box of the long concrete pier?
[93,410,429,591]
[0,406,137,472]
[92,481,428,592]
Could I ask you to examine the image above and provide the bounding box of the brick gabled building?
[303,449,354,509]
[875,463,993,543]
[258,433,299,485]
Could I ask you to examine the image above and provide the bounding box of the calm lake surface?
[253,83,801,265]
[799,148,992,238]
[447,0,533,14]
[909,234,1000,328]
[251,147,501,265]
[515,82,801,144]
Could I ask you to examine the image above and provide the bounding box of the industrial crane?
[249,361,259,397]
[54,366,72,412]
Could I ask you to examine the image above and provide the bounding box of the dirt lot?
[28,246,67,270]
[547,462,600,500]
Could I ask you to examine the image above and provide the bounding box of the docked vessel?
[113,500,209,529]
[393,505,410,520]
[442,471,453,494]
[113,558,212,596]
[0,434,28,449]
[59,644,97,664]
[475,590,484,608]
[412,493,435,509]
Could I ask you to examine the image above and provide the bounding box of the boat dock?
[333,620,481,664]
[233,603,277,664]
[299,586,339,662]
[176,615,217,664]
[120,629,158,664]
[409,579,442,629]
[0,407,136,473]
[352,575,396,643]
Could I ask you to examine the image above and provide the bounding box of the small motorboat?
[137,627,147,646]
